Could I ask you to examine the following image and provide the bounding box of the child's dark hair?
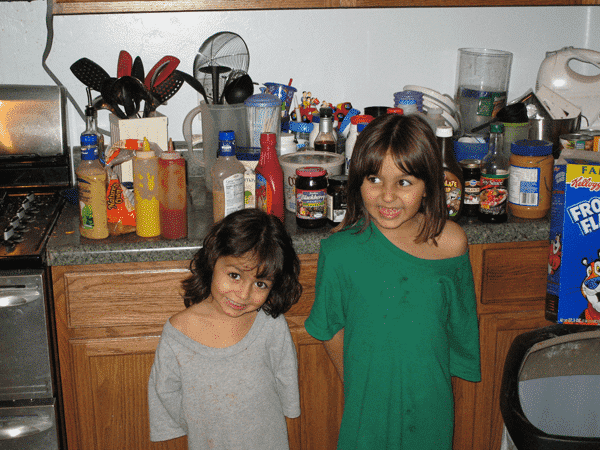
[182,209,302,318]
[339,113,447,244]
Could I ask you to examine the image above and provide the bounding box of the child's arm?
[323,328,344,382]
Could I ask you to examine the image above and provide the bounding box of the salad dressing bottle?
[77,134,108,239]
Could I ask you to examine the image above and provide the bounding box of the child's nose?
[233,281,252,300]
[381,184,396,202]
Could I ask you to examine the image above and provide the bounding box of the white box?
[109,113,168,184]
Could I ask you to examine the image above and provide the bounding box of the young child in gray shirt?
[149,209,303,450]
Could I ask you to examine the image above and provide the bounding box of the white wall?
[1,1,599,146]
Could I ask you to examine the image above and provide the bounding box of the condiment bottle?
[345,115,374,174]
[460,159,481,218]
[133,137,161,237]
[296,166,327,229]
[313,107,337,152]
[436,125,464,221]
[508,139,553,219]
[77,134,108,239]
[158,139,187,239]
[211,130,245,222]
[255,132,285,222]
[478,123,509,223]
[82,89,105,161]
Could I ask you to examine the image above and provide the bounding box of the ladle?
[222,73,254,105]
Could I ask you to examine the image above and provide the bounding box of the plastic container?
[211,130,245,222]
[255,132,285,222]
[133,137,160,237]
[77,134,108,239]
[508,139,553,220]
[158,140,187,239]
[280,132,297,156]
[245,93,282,150]
[296,167,327,229]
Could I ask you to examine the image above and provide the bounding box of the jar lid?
[436,125,453,138]
[329,175,348,186]
[296,166,327,177]
[219,130,235,141]
[244,93,282,108]
[511,139,553,157]
[387,108,404,115]
[460,159,481,168]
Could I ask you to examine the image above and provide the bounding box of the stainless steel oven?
[0,85,72,449]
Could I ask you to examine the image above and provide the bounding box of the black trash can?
[500,324,600,450]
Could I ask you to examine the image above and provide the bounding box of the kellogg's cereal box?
[547,149,600,325]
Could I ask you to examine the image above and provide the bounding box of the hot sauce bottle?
[158,139,187,239]
[255,132,285,222]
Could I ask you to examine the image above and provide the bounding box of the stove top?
[0,192,66,269]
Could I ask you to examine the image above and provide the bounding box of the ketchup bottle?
[158,139,187,239]
[255,132,285,222]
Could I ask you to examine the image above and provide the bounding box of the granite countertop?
[46,176,551,267]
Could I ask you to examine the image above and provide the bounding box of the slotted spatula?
[70,58,111,92]
[117,50,133,78]
[144,71,184,117]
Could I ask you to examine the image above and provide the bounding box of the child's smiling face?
[208,253,273,319]
[360,152,426,238]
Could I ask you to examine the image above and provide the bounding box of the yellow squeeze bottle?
[133,137,160,237]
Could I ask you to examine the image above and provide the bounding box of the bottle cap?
[219,130,235,141]
[436,126,453,138]
[511,139,553,157]
[136,137,156,159]
[244,93,282,108]
[260,132,277,147]
[387,108,404,115]
[490,123,504,133]
[319,107,333,118]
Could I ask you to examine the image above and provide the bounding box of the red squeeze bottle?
[255,132,285,222]
[158,139,188,239]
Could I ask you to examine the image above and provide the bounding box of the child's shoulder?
[434,220,469,259]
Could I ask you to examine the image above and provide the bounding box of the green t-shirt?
[304,221,481,450]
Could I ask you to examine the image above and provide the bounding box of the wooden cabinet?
[51,241,551,450]
[52,0,600,15]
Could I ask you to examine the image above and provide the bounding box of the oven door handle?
[0,413,53,440]
[0,289,41,307]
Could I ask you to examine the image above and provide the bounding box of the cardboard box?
[109,113,168,184]
[546,149,600,324]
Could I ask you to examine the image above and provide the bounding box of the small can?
[460,159,481,217]
[559,133,593,153]
[327,175,348,226]
[581,129,600,152]
[296,166,327,229]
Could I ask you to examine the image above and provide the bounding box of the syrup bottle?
[314,107,337,152]
[436,126,464,221]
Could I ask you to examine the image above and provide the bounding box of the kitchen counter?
[46,176,551,266]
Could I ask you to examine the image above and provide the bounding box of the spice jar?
[296,166,327,229]
[327,175,348,226]
[508,139,554,219]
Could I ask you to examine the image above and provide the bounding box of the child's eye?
[366,175,380,184]
[255,281,270,290]
[228,272,241,280]
[398,179,412,187]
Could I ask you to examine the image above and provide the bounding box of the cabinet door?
[68,336,187,450]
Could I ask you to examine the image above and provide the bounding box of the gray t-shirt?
[148,310,300,450]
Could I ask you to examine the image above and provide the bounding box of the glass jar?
[296,166,327,229]
[327,175,348,226]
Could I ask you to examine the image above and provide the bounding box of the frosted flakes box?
[546,149,600,325]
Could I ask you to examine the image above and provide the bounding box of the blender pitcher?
[455,48,513,137]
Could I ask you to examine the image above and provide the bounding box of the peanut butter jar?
[508,139,554,219]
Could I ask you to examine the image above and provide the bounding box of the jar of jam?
[296,166,327,229]
[460,159,481,218]
[327,175,348,226]
[508,139,554,219]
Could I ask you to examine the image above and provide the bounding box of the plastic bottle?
[133,137,160,237]
[77,134,108,239]
[211,130,245,222]
[158,139,187,239]
[345,115,374,174]
[436,125,464,221]
[478,123,509,223]
[313,107,337,152]
[255,132,285,222]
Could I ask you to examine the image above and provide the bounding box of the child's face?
[208,253,273,319]
[360,152,426,237]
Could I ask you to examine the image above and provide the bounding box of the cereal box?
[546,149,600,324]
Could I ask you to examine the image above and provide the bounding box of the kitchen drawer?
[60,261,190,329]
[479,241,548,305]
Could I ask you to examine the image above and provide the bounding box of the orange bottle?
[255,132,285,222]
